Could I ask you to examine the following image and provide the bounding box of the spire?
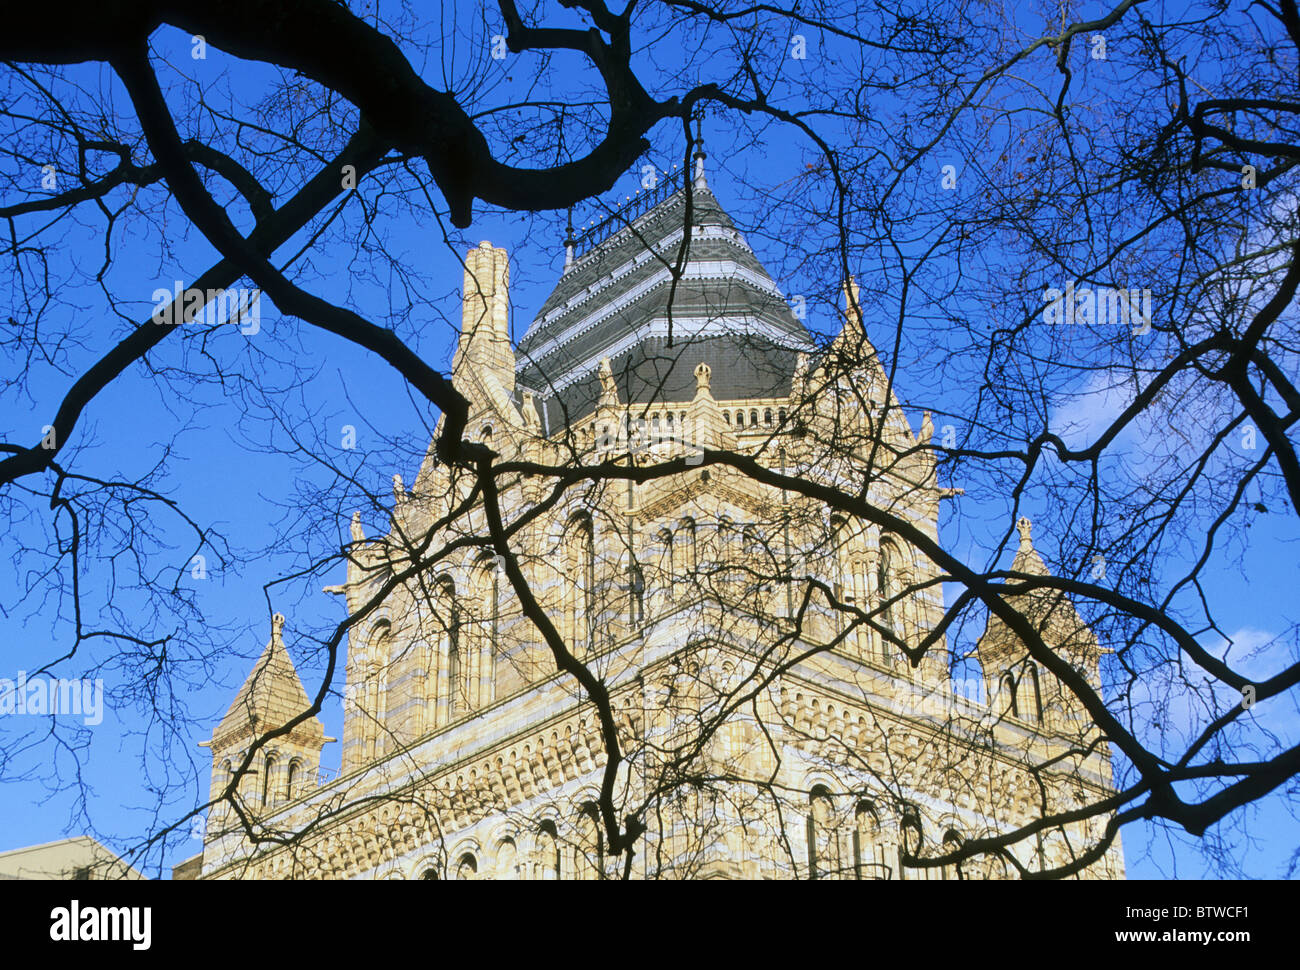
[1012,516,1049,576]
[563,208,576,273]
[212,613,325,747]
[452,241,514,394]
[692,113,708,190]
[833,274,870,352]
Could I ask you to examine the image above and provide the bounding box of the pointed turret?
[687,361,735,455]
[205,614,328,828]
[977,517,1105,726]
[453,241,515,394]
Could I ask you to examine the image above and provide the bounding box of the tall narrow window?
[718,514,735,568]
[261,754,275,807]
[1001,671,1019,718]
[1027,663,1043,722]
[577,802,604,879]
[853,801,887,880]
[361,621,392,758]
[538,820,562,880]
[489,562,500,695]
[436,578,461,718]
[679,518,698,575]
[807,786,836,880]
[899,807,923,881]
[448,634,461,717]
[656,528,674,602]
[877,539,900,661]
[567,515,596,652]
[285,760,299,801]
[629,561,645,627]
[473,555,500,710]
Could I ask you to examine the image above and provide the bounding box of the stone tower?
[202,614,329,845]
[196,163,1125,880]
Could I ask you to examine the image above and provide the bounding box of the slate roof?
[515,180,815,431]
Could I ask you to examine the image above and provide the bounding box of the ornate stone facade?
[196,170,1125,880]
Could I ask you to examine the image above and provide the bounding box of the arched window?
[577,801,604,879]
[764,408,773,425]
[537,820,562,880]
[877,538,901,660]
[419,867,440,880]
[472,555,501,710]
[828,515,850,630]
[899,804,923,857]
[807,785,837,880]
[718,514,735,564]
[455,852,478,880]
[735,410,744,428]
[261,753,275,807]
[496,838,519,880]
[750,409,759,426]
[1000,671,1019,718]
[1027,663,1043,722]
[723,410,731,425]
[853,801,892,880]
[628,561,645,627]
[656,528,674,598]
[435,578,463,719]
[566,514,596,652]
[679,518,698,575]
[357,620,392,759]
[488,560,500,688]
[285,760,299,801]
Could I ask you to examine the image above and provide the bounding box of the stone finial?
[1016,516,1033,551]
[692,114,708,189]
[350,510,365,543]
[920,410,934,444]
[392,474,406,505]
[521,391,541,431]
[843,275,862,317]
[271,612,285,643]
[694,361,712,397]
[563,208,576,272]
[598,357,619,406]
